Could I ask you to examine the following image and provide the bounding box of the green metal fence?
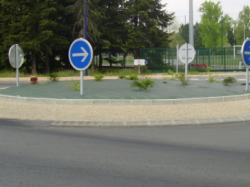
[140,46,243,72]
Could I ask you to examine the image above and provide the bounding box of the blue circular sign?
[241,38,250,67]
[68,38,93,71]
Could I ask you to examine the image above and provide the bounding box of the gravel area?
[1,99,250,122]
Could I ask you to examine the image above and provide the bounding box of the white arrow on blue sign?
[241,38,250,67]
[68,38,93,71]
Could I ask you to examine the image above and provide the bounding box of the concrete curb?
[1,94,250,105]
[50,116,250,127]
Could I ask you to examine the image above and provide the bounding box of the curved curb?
[51,116,250,127]
[0,93,250,105]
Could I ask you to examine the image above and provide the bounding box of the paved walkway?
[1,73,250,127]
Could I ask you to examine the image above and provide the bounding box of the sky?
[162,0,249,24]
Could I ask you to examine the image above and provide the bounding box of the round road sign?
[241,38,250,67]
[68,38,93,71]
[178,43,196,64]
[8,44,24,68]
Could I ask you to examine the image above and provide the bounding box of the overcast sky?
[162,0,248,24]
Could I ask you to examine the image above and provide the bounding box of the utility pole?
[85,0,88,76]
[189,0,194,46]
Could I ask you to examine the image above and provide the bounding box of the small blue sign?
[68,38,93,71]
[242,38,250,67]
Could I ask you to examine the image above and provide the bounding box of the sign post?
[241,37,250,91]
[68,38,93,95]
[8,44,24,87]
[178,43,196,80]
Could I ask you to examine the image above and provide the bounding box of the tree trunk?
[98,45,103,72]
[134,48,140,59]
[45,49,50,74]
[25,54,31,74]
[31,52,37,75]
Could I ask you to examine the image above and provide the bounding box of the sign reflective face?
[241,38,250,67]
[8,44,24,68]
[68,38,93,71]
[178,43,196,64]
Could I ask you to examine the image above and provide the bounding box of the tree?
[198,1,228,48]
[124,0,174,58]
[194,23,204,48]
[235,5,250,45]
[179,24,189,43]
[1,0,71,74]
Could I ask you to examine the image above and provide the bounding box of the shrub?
[94,74,104,81]
[223,77,237,86]
[67,80,80,91]
[48,73,60,81]
[118,74,126,79]
[207,75,220,82]
[168,69,176,79]
[176,73,189,85]
[126,74,138,80]
[131,78,155,90]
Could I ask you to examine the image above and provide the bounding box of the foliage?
[235,6,250,45]
[223,77,237,86]
[67,80,80,91]
[207,75,220,83]
[0,0,72,74]
[94,74,104,81]
[168,69,176,80]
[198,1,230,47]
[48,73,60,82]
[176,73,189,85]
[130,78,155,90]
[126,74,138,80]
[118,74,126,79]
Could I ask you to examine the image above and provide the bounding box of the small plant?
[48,73,60,81]
[118,74,126,79]
[131,78,155,90]
[223,77,237,86]
[207,75,220,82]
[168,69,176,79]
[67,80,80,91]
[126,74,139,80]
[94,74,104,81]
[206,66,211,75]
[176,73,189,85]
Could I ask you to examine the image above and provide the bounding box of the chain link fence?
[140,46,243,72]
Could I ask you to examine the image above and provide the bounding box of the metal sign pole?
[176,45,179,74]
[80,70,83,95]
[185,43,188,80]
[246,67,249,91]
[15,44,19,87]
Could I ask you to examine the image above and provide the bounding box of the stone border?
[51,116,250,127]
[0,93,250,105]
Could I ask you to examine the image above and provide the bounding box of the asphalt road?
[0,119,250,187]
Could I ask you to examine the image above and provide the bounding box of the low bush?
[48,73,60,81]
[67,80,80,91]
[130,78,155,90]
[126,74,138,80]
[176,73,189,85]
[223,77,237,86]
[94,74,104,81]
[207,75,220,82]
[118,74,126,79]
